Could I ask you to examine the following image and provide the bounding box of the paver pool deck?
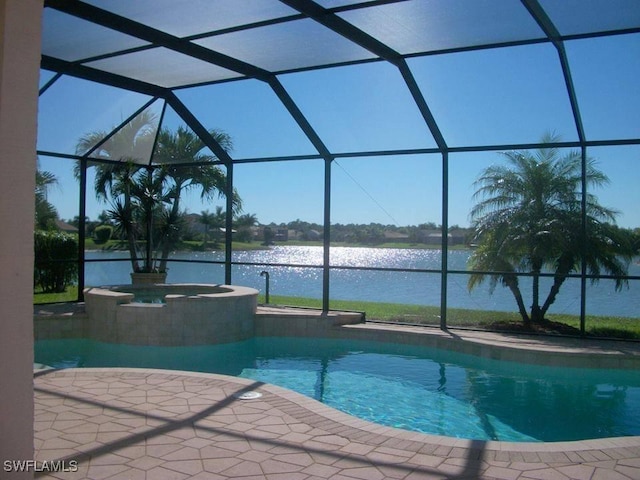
[32,325,640,480]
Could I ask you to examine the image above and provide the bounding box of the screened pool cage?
[38,0,640,334]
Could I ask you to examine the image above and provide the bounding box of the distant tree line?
[252,220,476,246]
[75,212,640,251]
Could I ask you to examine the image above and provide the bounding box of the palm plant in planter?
[152,125,241,273]
[106,164,173,282]
[76,114,240,283]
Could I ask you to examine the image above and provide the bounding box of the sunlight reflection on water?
[85,247,639,317]
[231,246,444,269]
[330,246,441,269]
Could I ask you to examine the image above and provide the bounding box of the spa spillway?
[83,284,259,346]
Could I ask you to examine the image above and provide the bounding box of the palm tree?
[235,213,258,243]
[153,126,241,271]
[199,210,214,248]
[76,111,157,167]
[76,116,241,275]
[35,166,58,230]
[199,207,226,248]
[468,133,634,325]
[75,111,157,218]
[75,112,157,272]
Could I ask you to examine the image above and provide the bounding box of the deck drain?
[234,391,263,400]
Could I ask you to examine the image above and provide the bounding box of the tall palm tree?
[75,111,157,167]
[468,133,634,324]
[153,126,241,271]
[75,112,157,271]
[76,115,241,274]
[75,111,157,205]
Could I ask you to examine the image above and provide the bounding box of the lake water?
[85,246,640,318]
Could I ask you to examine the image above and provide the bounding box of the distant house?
[383,230,410,241]
[288,229,302,241]
[448,228,470,245]
[249,226,261,240]
[306,229,321,241]
[418,229,445,244]
[55,219,78,233]
[274,228,288,241]
[418,228,471,246]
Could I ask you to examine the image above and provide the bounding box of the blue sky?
[37,33,639,229]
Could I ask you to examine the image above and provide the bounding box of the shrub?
[34,230,78,293]
[93,224,113,244]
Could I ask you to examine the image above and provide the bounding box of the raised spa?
[83,283,258,346]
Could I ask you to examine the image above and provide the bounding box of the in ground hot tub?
[83,283,258,346]
[110,283,237,303]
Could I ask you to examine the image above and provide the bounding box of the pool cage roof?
[41,0,640,163]
[39,0,640,320]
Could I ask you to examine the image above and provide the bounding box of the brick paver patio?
[33,367,640,480]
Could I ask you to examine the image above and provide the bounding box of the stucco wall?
[0,1,42,477]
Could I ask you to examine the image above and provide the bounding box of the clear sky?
[37,32,639,229]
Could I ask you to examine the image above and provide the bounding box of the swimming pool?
[34,337,640,442]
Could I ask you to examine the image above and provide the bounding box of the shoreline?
[85,241,474,253]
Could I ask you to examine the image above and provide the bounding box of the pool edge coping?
[334,322,640,370]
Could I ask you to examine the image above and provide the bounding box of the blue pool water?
[34,337,640,442]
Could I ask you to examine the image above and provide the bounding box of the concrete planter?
[130,272,167,285]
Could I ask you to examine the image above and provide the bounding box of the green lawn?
[260,295,640,340]
[34,285,79,304]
